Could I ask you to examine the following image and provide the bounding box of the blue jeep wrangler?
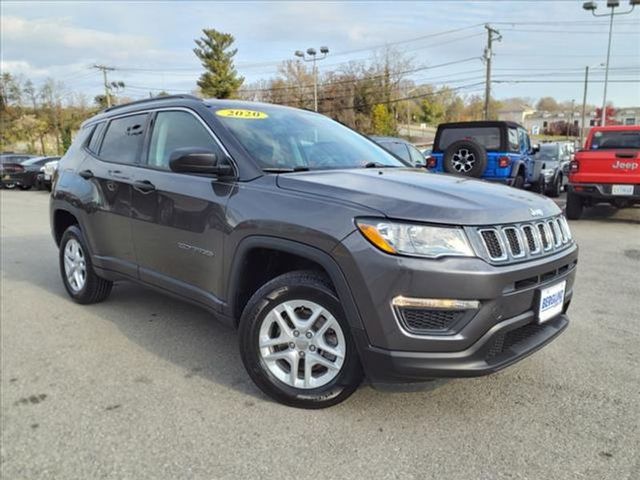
[426,121,540,189]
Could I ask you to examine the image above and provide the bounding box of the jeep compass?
[50,95,578,408]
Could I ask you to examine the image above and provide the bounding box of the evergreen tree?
[193,29,244,98]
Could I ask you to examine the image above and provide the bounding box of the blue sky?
[2,0,639,106]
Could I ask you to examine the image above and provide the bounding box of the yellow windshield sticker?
[216,109,268,120]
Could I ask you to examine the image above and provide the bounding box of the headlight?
[356,219,475,258]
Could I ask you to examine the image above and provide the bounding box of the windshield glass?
[591,130,640,149]
[213,106,406,171]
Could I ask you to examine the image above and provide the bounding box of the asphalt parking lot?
[1,189,639,480]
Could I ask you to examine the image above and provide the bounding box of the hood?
[276,168,560,225]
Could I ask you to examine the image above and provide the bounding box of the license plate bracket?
[611,185,634,196]
[538,281,566,323]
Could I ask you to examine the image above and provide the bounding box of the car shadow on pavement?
[578,205,640,225]
[1,232,459,407]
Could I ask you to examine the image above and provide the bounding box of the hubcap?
[63,238,87,292]
[258,300,346,389]
[451,148,476,173]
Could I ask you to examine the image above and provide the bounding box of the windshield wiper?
[363,162,400,168]
[262,166,310,173]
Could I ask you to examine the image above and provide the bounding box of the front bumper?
[334,231,578,383]
[568,183,640,201]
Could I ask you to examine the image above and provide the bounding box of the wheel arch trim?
[225,235,364,331]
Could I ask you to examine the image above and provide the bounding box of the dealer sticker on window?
[538,280,566,323]
[216,109,268,120]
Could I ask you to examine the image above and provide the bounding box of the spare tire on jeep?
[443,139,487,178]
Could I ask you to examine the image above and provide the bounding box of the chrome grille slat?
[475,215,573,263]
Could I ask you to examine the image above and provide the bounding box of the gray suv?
[50,95,578,408]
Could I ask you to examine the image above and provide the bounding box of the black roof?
[437,120,525,130]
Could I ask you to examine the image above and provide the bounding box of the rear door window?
[438,127,501,151]
[99,114,149,164]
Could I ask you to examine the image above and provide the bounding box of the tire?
[59,225,112,304]
[512,173,525,189]
[566,192,583,220]
[442,140,487,178]
[19,185,32,191]
[547,175,562,198]
[239,270,363,409]
[3,183,16,189]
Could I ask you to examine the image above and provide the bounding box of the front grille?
[474,215,572,264]
[398,308,464,334]
[485,323,547,361]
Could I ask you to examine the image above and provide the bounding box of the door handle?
[108,169,128,180]
[133,180,156,193]
[78,169,94,179]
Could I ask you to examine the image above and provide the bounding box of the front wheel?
[239,270,363,409]
[547,175,562,198]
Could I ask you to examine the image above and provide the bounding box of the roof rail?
[102,94,203,113]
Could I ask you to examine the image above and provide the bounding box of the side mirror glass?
[169,148,232,176]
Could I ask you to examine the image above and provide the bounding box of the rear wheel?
[59,225,112,304]
[239,270,363,409]
[566,192,583,220]
[547,175,562,198]
[19,185,31,191]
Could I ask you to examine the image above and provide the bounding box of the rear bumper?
[1,172,32,186]
[568,183,640,201]
[355,311,569,383]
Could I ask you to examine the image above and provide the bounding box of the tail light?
[426,156,437,168]
[1,163,24,173]
[569,160,579,173]
[498,156,511,168]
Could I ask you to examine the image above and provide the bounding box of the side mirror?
[169,148,233,176]
[531,144,540,154]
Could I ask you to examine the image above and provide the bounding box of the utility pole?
[483,25,501,120]
[93,64,115,107]
[568,99,576,140]
[580,66,589,147]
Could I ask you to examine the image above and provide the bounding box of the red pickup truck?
[567,125,640,219]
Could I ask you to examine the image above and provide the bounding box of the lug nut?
[289,342,295,349]
[293,330,300,337]
[305,331,313,339]
[299,351,305,357]
[309,345,316,352]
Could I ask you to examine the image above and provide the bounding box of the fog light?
[392,296,480,310]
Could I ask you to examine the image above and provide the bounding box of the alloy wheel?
[63,238,87,292]
[451,149,476,173]
[258,299,346,389]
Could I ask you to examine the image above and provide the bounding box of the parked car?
[566,125,640,219]
[51,95,577,408]
[1,155,52,190]
[533,142,571,197]
[370,136,426,166]
[36,157,61,190]
[426,121,540,189]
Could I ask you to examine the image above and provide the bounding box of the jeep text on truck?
[567,125,640,219]
[51,96,578,408]
[426,121,540,189]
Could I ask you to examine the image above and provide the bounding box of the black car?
[371,136,426,166]
[1,155,55,190]
[50,95,578,408]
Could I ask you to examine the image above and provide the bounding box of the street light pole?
[601,6,615,126]
[294,47,329,112]
[582,0,638,126]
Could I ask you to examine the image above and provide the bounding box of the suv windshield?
[437,127,501,151]
[214,107,406,171]
[591,130,640,149]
